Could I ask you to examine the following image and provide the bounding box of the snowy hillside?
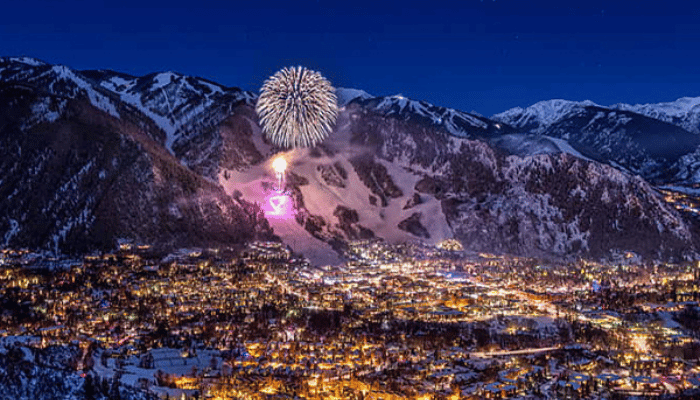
[0,341,157,400]
[491,134,592,160]
[1,56,699,262]
[0,57,120,119]
[85,69,255,155]
[0,57,274,255]
[355,94,508,139]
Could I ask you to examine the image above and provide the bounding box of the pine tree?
[83,374,96,400]
[109,378,121,400]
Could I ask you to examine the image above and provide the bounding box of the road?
[470,345,561,358]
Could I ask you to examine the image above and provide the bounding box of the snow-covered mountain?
[492,99,599,134]
[495,96,700,136]
[335,87,373,106]
[1,56,699,262]
[0,57,274,254]
[82,69,255,155]
[612,96,700,135]
[353,94,509,139]
[341,102,698,260]
[493,99,700,184]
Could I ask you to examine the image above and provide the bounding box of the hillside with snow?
[0,56,699,262]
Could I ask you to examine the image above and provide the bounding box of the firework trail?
[256,66,338,148]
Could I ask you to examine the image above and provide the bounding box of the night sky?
[2,0,699,116]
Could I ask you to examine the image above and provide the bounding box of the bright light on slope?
[264,193,294,219]
[272,156,287,192]
[272,157,287,174]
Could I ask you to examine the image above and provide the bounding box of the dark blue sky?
[2,0,699,115]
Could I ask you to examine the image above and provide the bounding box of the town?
[1,241,700,399]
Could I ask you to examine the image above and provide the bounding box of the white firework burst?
[256,66,338,148]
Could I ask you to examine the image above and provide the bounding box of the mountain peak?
[335,87,373,106]
[613,95,700,111]
[495,95,700,136]
[492,99,582,136]
[611,96,700,134]
[493,98,600,130]
[1,56,47,67]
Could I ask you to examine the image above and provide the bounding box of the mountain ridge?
[6,56,700,137]
[1,56,699,262]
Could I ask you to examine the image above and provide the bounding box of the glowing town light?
[631,334,650,354]
[272,157,287,192]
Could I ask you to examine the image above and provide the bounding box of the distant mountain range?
[492,99,700,185]
[1,56,699,262]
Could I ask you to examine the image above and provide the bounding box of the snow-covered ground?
[544,135,592,161]
[493,133,593,160]
[0,336,40,354]
[300,111,452,245]
[93,347,221,399]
